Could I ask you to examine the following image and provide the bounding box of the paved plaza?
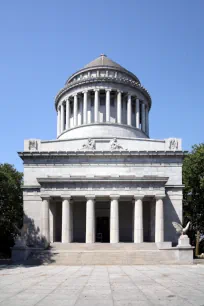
[0,265,204,306]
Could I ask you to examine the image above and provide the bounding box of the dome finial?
[100,53,107,57]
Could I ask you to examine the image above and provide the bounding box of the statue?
[172,221,190,235]
[82,138,96,150]
[110,138,123,150]
[172,221,191,247]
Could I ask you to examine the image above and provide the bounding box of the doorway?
[96,217,110,242]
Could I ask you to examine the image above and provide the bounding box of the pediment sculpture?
[110,138,123,150]
[81,138,96,150]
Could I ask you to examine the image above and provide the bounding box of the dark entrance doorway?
[96,217,110,242]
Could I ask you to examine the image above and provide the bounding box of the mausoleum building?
[18,55,189,263]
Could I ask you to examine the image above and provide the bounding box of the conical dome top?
[84,54,125,70]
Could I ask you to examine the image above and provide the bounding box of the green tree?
[0,163,23,255]
[183,144,204,256]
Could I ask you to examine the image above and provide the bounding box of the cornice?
[65,66,141,85]
[55,76,151,110]
[37,175,169,184]
[18,150,188,160]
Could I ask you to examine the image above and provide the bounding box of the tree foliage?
[0,163,23,255]
[183,144,204,252]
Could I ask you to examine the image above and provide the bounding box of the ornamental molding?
[55,76,151,109]
[37,175,169,184]
[19,150,187,159]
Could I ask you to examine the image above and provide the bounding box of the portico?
[41,192,165,245]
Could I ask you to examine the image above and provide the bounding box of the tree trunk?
[195,231,200,256]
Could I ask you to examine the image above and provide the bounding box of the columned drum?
[56,54,151,139]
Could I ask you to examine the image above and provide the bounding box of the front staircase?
[24,242,188,265]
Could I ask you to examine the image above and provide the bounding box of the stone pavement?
[0,265,204,306]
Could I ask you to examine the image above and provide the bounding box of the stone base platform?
[23,243,194,265]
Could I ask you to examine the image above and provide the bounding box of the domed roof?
[66,54,140,85]
[84,54,125,70]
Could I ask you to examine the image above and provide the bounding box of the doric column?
[127,94,132,126]
[61,195,72,243]
[134,196,144,243]
[136,98,140,129]
[57,106,61,136]
[110,195,119,243]
[106,89,111,122]
[66,98,70,130]
[73,94,78,127]
[94,89,99,122]
[86,195,95,243]
[83,90,88,124]
[117,91,122,124]
[61,103,65,133]
[141,102,146,133]
[41,195,50,245]
[155,196,165,243]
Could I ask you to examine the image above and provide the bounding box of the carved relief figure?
[82,138,96,150]
[29,140,38,150]
[169,139,178,150]
[110,138,123,150]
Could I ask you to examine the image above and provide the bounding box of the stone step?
[26,248,179,265]
[50,242,171,251]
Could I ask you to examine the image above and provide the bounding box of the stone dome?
[55,55,151,140]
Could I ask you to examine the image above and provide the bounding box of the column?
[145,106,149,136]
[62,196,72,243]
[73,94,78,127]
[83,90,88,124]
[86,195,95,243]
[94,89,99,122]
[136,98,140,129]
[41,195,50,245]
[117,91,122,123]
[66,98,70,130]
[57,106,61,136]
[106,89,111,122]
[134,196,144,243]
[155,196,164,243]
[141,102,146,133]
[127,94,132,126]
[110,195,119,243]
[61,103,65,132]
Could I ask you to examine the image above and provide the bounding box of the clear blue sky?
[0,0,203,171]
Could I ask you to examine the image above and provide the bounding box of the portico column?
[110,195,119,243]
[141,102,146,133]
[83,90,88,124]
[117,91,122,123]
[94,89,99,122]
[41,195,50,245]
[134,196,144,243]
[136,98,140,129]
[127,94,132,126]
[57,106,61,136]
[106,89,111,122]
[155,196,165,243]
[62,196,72,243]
[61,103,65,132]
[73,94,78,127]
[86,195,95,243]
[66,98,70,130]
